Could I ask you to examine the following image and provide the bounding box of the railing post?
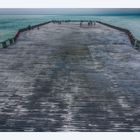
[2,41,8,48]
[0,42,2,48]
[9,38,14,45]
[134,39,138,49]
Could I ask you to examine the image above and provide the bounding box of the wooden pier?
[0,22,140,131]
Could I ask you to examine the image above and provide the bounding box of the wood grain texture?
[0,22,140,131]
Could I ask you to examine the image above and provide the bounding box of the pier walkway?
[0,22,140,131]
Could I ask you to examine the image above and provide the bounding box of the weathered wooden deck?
[0,22,140,131]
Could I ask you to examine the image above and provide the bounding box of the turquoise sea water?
[0,15,140,42]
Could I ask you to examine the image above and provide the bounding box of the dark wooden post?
[2,41,8,48]
[0,42,2,48]
[9,38,14,45]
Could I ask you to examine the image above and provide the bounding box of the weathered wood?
[97,21,140,49]
[0,22,140,131]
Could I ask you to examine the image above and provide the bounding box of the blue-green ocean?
[0,15,140,42]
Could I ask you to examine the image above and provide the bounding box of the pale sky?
[0,0,140,8]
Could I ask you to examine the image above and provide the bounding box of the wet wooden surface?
[0,22,140,131]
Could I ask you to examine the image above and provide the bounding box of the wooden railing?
[96,21,140,49]
[0,21,51,48]
[0,20,140,50]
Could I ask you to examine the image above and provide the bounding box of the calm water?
[0,15,140,42]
